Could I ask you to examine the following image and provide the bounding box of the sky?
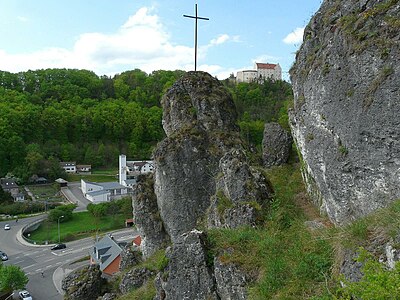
[0,0,323,81]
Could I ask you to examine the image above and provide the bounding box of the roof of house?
[133,235,142,247]
[123,179,137,186]
[0,178,18,189]
[90,235,123,272]
[85,181,126,191]
[256,63,278,70]
[76,164,92,168]
[60,162,76,167]
[55,178,68,183]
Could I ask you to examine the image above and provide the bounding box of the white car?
[19,290,33,300]
[4,224,10,230]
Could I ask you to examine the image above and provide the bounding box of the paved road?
[61,182,91,211]
[1,217,138,299]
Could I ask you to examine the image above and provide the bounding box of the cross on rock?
[183,4,209,71]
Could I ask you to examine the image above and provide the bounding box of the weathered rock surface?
[119,267,155,294]
[97,293,117,300]
[62,265,105,300]
[262,122,292,168]
[214,256,249,300]
[289,0,400,225]
[119,245,141,271]
[208,148,273,229]
[132,174,170,258]
[154,71,241,241]
[155,230,219,300]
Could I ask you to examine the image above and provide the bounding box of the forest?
[0,68,292,182]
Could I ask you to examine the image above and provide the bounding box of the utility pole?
[183,3,209,71]
[58,215,64,243]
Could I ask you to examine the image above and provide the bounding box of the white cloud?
[210,34,241,46]
[0,7,241,78]
[17,16,28,22]
[0,7,196,75]
[283,27,304,45]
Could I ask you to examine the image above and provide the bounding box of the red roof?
[256,63,277,70]
[133,235,142,246]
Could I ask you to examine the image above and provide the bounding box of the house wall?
[81,180,102,194]
[88,192,110,204]
[103,256,121,276]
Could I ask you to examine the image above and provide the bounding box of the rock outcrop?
[132,174,170,258]
[62,265,105,300]
[262,122,292,168]
[208,148,273,229]
[155,230,219,300]
[214,255,249,300]
[119,267,155,294]
[132,71,274,299]
[119,245,141,271]
[153,71,241,241]
[289,0,400,225]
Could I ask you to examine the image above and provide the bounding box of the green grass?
[27,184,63,202]
[206,162,334,299]
[67,173,117,183]
[27,211,126,243]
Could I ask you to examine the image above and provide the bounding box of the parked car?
[4,224,10,230]
[19,290,32,300]
[50,243,66,250]
[0,251,8,261]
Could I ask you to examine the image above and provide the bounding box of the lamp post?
[5,292,14,300]
[57,215,64,243]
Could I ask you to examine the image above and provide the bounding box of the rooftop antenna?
[183,3,209,71]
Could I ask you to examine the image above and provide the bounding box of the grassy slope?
[115,155,400,299]
[28,211,125,243]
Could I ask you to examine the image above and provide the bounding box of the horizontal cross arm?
[183,15,209,20]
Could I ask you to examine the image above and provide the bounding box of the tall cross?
[183,3,209,71]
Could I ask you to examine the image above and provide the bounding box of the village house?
[0,178,25,201]
[60,162,77,173]
[76,164,92,174]
[81,180,129,204]
[236,62,282,83]
[118,154,154,188]
[90,235,123,276]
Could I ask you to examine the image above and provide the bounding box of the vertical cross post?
[183,4,209,71]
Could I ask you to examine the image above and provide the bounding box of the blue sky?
[0,0,323,80]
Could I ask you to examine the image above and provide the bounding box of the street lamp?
[57,215,64,243]
[5,292,14,300]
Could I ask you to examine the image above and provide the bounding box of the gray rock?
[132,174,170,258]
[119,267,155,294]
[62,265,105,300]
[154,72,242,241]
[161,71,238,137]
[262,122,292,168]
[119,245,142,271]
[214,256,248,300]
[97,293,117,300]
[208,148,273,229]
[156,230,219,300]
[340,249,363,283]
[289,0,400,225]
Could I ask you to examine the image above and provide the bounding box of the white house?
[118,154,154,188]
[81,180,129,204]
[60,162,77,173]
[236,62,282,83]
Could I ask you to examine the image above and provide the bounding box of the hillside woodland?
[0,68,290,183]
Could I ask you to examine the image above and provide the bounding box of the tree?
[0,186,13,204]
[0,263,29,292]
[48,204,76,222]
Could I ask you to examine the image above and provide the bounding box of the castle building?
[236,62,282,83]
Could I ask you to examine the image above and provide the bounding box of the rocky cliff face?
[290,0,400,225]
[153,71,243,241]
[132,71,273,299]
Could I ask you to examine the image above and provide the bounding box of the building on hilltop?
[236,62,282,83]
